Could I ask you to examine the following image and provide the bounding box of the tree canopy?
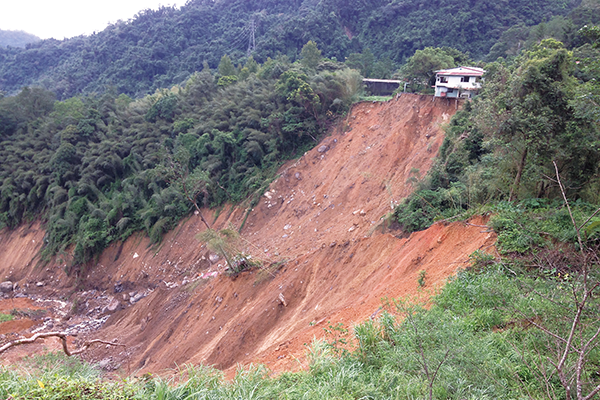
[0,51,361,268]
[394,36,600,232]
[0,0,586,99]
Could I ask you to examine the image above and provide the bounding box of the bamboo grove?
[0,53,362,268]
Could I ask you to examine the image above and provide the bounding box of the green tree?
[276,70,321,140]
[218,54,237,77]
[494,40,580,200]
[238,56,259,80]
[300,40,322,70]
[345,48,375,77]
[579,24,600,47]
[145,92,179,122]
[400,47,456,92]
[159,146,211,229]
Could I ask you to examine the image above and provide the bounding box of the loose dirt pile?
[0,94,495,376]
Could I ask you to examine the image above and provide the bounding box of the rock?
[209,253,220,263]
[98,359,111,370]
[348,225,357,232]
[133,252,139,259]
[113,283,123,293]
[294,172,302,180]
[36,281,45,287]
[130,292,145,304]
[278,293,287,307]
[284,224,292,230]
[0,281,13,293]
[317,145,329,153]
[107,297,120,312]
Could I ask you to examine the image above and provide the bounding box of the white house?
[434,66,485,99]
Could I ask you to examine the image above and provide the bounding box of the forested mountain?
[0,0,588,99]
[0,30,40,48]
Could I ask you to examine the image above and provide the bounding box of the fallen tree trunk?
[0,332,124,356]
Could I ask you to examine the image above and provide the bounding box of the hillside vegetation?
[0,51,361,267]
[394,35,600,235]
[0,0,590,98]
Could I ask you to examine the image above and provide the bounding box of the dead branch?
[465,222,491,229]
[0,332,125,357]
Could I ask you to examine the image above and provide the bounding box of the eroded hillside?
[0,94,495,375]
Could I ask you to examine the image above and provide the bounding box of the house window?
[439,76,448,83]
[460,76,470,83]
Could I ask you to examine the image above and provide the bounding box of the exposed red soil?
[0,297,45,313]
[0,298,45,336]
[0,221,45,285]
[0,95,495,376]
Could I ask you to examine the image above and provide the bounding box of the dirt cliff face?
[0,95,494,375]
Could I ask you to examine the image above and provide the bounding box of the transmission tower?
[247,16,256,57]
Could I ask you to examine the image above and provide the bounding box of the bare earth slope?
[0,95,495,375]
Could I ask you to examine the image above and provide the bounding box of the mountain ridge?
[0,0,583,99]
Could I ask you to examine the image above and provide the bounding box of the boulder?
[130,292,145,304]
[106,297,120,312]
[0,281,13,293]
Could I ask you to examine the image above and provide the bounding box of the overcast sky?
[0,1,187,40]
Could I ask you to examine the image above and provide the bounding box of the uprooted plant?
[197,225,261,275]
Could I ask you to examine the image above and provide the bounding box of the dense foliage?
[394,34,600,233]
[0,0,586,99]
[0,55,361,267]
